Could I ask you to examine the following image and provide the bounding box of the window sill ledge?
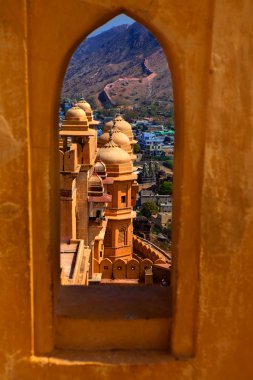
[55,285,171,351]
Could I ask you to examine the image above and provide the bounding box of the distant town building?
[139,189,172,210]
[137,161,160,183]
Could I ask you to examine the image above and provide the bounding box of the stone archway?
[28,1,206,357]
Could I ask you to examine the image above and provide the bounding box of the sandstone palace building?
[59,99,170,285]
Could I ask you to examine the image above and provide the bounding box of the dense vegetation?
[139,201,158,218]
[158,181,173,195]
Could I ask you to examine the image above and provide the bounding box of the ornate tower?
[96,136,137,261]
[103,116,139,206]
[59,105,97,244]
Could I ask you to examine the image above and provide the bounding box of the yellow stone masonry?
[1,0,253,379]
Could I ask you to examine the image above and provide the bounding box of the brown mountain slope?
[61,22,173,108]
[102,49,173,107]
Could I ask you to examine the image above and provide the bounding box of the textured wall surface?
[1,0,253,379]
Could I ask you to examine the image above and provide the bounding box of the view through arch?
[59,14,174,287]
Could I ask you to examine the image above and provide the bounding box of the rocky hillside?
[62,22,173,108]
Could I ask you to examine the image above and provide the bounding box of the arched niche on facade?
[118,226,127,246]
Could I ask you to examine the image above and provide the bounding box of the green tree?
[134,143,141,154]
[140,201,158,218]
[158,181,173,195]
[163,159,173,170]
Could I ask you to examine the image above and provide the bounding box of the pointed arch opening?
[30,4,203,359]
[59,13,174,285]
[56,13,174,351]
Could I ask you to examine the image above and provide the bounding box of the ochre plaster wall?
[1,0,253,379]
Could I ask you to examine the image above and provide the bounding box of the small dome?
[94,160,106,173]
[97,139,131,165]
[104,115,132,134]
[65,106,87,120]
[99,126,130,147]
[89,173,102,185]
[88,172,103,196]
[75,99,92,112]
[94,160,107,179]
